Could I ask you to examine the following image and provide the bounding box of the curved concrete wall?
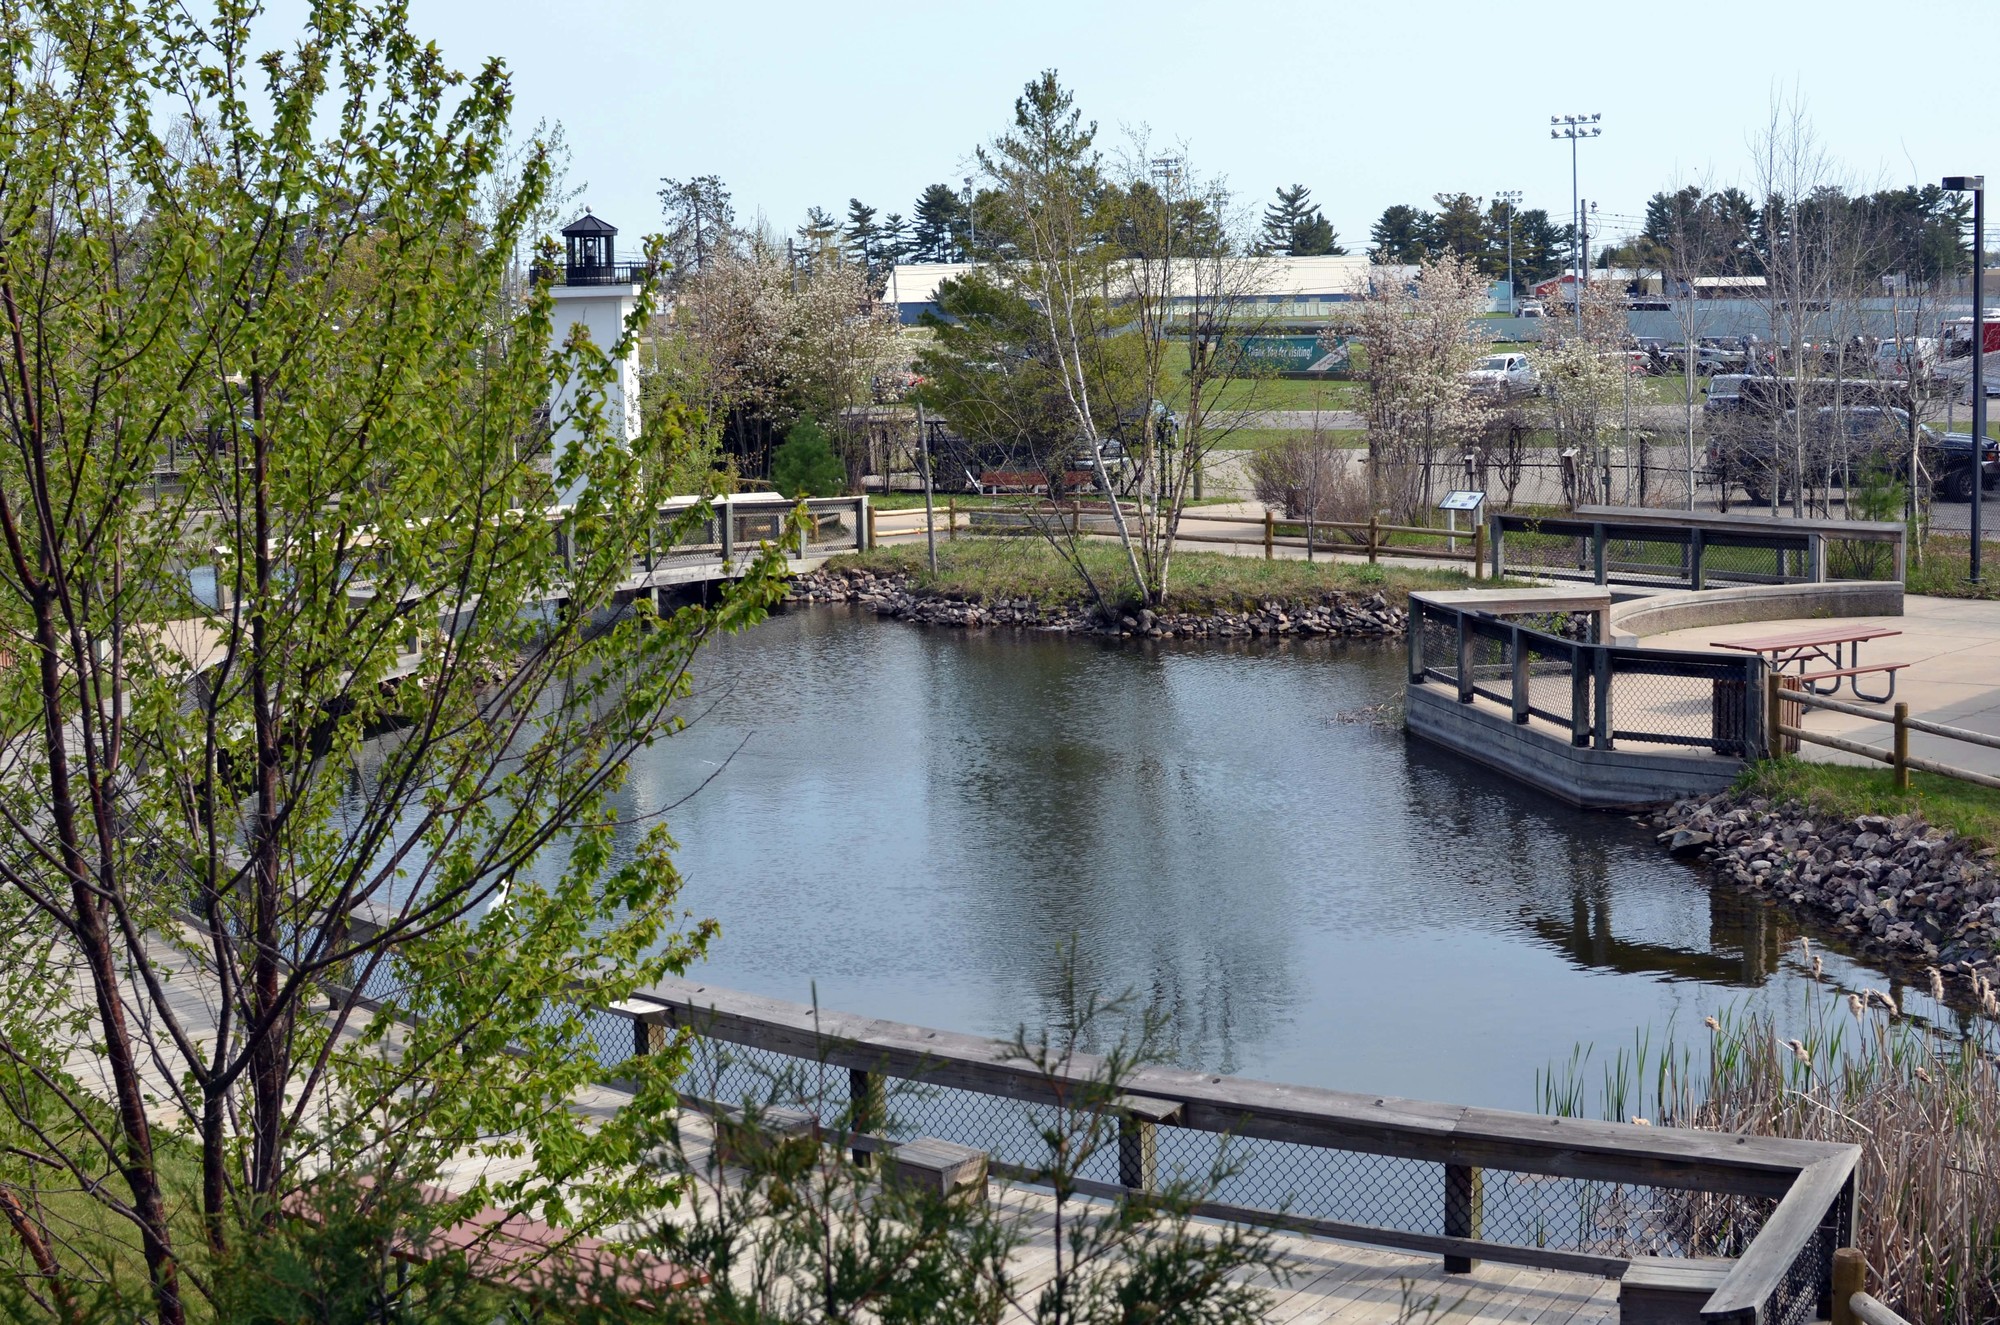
[1608,581,1902,645]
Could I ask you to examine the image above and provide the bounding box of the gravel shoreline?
[788,567,1407,639]
[1652,791,2000,1009]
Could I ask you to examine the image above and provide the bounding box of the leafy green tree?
[771,417,849,496]
[0,4,791,1322]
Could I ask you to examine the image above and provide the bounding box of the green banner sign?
[1232,335,1350,376]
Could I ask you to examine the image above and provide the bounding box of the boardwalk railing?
[1410,593,1768,757]
[1489,507,1905,590]
[1770,677,2000,792]
[577,976,1858,1325]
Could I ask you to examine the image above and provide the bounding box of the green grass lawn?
[823,537,1483,612]
[1741,757,2000,849]
[1157,341,1367,414]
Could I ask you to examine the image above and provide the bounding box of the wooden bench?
[889,1136,988,1202]
[1620,1255,1733,1325]
[1795,661,1907,703]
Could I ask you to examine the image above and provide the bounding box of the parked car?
[1517,301,1546,320]
[1939,431,2000,501]
[1872,337,1941,385]
[1707,405,1986,504]
[1464,352,1537,398]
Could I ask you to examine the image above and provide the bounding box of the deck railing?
[571,976,1854,1325]
[1489,506,1905,590]
[1409,594,1768,757]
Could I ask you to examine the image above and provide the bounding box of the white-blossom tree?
[1354,254,1492,520]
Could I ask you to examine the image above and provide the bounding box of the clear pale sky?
[270,0,1996,250]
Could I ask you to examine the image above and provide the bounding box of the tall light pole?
[963,175,975,260]
[1150,155,1185,496]
[1551,114,1602,331]
[1495,189,1523,313]
[1946,175,1986,582]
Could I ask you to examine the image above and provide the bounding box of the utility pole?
[1496,189,1523,314]
[1551,114,1602,332]
[1945,175,1986,581]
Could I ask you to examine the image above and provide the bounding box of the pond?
[584,604,1909,1113]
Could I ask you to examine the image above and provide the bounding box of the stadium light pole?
[1551,114,1602,331]
[1496,189,1523,313]
[1945,175,1986,582]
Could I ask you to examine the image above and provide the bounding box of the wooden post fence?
[1263,510,1274,560]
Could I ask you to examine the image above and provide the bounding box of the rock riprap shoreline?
[788,567,1407,639]
[1654,791,2000,1005]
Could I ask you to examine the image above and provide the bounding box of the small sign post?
[1437,489,1485,556]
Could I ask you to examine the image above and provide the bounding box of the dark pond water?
[586,605,1908,1113]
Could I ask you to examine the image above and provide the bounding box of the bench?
[889,1136,988,1202]
[1795,661,1907,703]
[1620,1255,1733,1325]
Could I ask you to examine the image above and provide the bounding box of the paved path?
[1639,594,2000,777]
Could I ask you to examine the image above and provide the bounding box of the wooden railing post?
[720,498,735,566]
[1830,1247,1866,1325]
[1456,614,1473,703]
[1689,528,1706,591]
[866,504,877,550]
[1472,521,1485,581]
[632,1015,666,1062]
[1591,523,1607,585]
[1571,643,1592,748]
[1408,602,1426,682]
[849,1068,884,1168]
[1114,1096,1179,1195]
[1488,512,1504,580]
[1893,702,1910,791]
[854,497,867,551]
[1443,1163,1483,1273]
[1368,514,1379,565]
[1768,671,1783,756]
[949,496,957,542]
[1263,510,1275,560]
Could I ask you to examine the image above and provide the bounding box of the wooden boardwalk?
[46,934,1620,1322]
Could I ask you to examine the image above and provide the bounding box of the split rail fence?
[1770,676,2000,792]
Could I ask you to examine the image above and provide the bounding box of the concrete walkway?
[1639,594,2000,777]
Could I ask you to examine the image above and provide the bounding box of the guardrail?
[1489,507,1904,590]
[1410,594,1767,756]
[595,977,1857,1325]
[1769,677,2000,792]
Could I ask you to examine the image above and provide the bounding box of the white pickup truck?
[1464,352,1537,399]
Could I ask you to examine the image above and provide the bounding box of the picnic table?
[1710,624,1906,703]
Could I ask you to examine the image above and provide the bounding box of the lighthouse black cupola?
[559,210,641,286]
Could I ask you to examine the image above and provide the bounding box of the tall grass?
[1539,958,2000,1325]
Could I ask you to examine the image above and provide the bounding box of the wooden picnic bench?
[1711,624,1907,703]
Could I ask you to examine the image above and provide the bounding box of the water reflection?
[573,606,1892,1109]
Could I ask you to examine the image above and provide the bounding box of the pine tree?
[797,205,840,258]
[843,198,880,268]
[1369,204,1435,263]
[1259,184,1311,254]
[1290,209,1343,256]
[912,183,967,262]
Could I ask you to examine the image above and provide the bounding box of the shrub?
[770,417,847,498]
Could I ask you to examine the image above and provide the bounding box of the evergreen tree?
[797,205,840,258]
[771,416,848,496]
[1368,204,1435,262]
[1429,192,1488,266]
[1257,184,1345,256]
[657,174,735,275]
[878,210,910,265]
[1512,208,1568,285]
[843,198,880,268]
[911,182,967,261]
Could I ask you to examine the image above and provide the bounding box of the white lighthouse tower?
[549,210,643,501]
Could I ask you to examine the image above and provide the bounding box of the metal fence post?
[1591,523,1607,585]
[720,497,735,566]
[1472,521,1485,581]
[857,496,870,551]
[1689,528,1705,591]
[1593,646,1613,750]
[1570,643,1591,747]
[1510,625,1530,724]
[1808,532,1826,583]
[1489,511,1504,580]
[1409,604,1426,682]
[1443,1163,1483,1273]
[1456,614,1473,703]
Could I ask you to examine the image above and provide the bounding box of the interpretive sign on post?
[1437,490,1485,554]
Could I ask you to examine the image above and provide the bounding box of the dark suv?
[1708,406,1995,504]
